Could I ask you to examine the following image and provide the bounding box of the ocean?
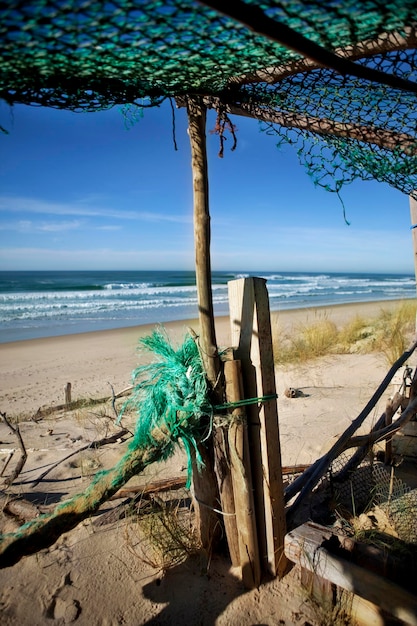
[0,270,415,343]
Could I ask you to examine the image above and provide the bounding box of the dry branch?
[30,428,130,488]
[344,368,417,451]
[334,392,403,482]
[345,396,417,450]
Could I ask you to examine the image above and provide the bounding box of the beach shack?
[1,1,417,623]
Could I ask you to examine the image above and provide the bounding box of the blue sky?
[0,99,414,273]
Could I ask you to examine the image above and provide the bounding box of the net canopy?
[1,0,417,194]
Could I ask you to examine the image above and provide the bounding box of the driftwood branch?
[285,339,417,525]
[199,0,417,93]
[108,382,119,420]
[0,412,27,488]
[345,396,417,450]
[30,428,130,488]
[344,368,417,451]
[31,384,133,422]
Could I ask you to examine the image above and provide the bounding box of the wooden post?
[186,96,227,553]
[228,277,287,578]
[225,358,261,588]
[410,193,417,333]
[65,382,71,405]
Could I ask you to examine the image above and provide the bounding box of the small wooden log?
[228,277,287,578]
[225,359,261,588]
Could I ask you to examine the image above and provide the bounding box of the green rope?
[213,393,278,411]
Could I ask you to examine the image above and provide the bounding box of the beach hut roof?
[1,0,417,195]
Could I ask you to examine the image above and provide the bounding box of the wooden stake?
[65,382,72,405]
[228,277,287,578]
[225,358,261,588]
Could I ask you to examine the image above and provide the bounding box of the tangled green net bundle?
[0,328,214,567]
[120,327,212,484]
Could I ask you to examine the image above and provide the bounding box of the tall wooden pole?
[186,96,223,552]
[186,97,242,565]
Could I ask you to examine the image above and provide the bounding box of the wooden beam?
[219,101,417,156]
[199,0,417,94]
[177,96,417,155]
[229,27,417,86]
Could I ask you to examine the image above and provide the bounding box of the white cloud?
[0,195,191,223]
[0,219,82,233]
[0,247,194,270]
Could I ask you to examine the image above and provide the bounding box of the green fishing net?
[120,328,212,483]
[1,1,417,195]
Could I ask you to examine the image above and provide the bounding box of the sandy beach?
[0,299,415,625]
[0,299,405,420]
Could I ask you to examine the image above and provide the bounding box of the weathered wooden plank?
[228,277,287,578]
[225,358,261,588]
[285,522,417,625]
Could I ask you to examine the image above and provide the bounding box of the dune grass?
[273,301,416,366]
